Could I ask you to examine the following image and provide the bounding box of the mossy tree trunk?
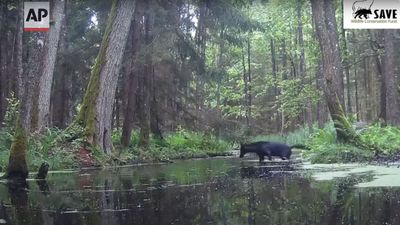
[76,0,136,154]
[6,120,28,179]
[6,3,43,180]
[310,0,350,142]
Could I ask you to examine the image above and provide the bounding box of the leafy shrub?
[2,93,19,133]
[305,122,381,163]
[27,128,80,171]
[307,122,336,149]
[0,93,19,152]
[359,124,400,154]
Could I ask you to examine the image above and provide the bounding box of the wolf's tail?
[290,144,311,150]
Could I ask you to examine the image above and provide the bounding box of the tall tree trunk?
[113,85,121,130]
[194,0,207,112]
[281,41,288,134]
[315,60,328,128]
[270,39,280,132]
[121,7,142,147]
[36,0,66,131]
[241,45,249,130]
[311,0,349,141]
[383,29,400,125]
[247,35,252,131]
[6,3,29,180]
[138,0,154,149]
[363,57,371,120]
[24,32,47,132]
[150,66,163,139]
[76,0,136,154]
[342,27,352,114]
[354,66,360,120]
[297,0,312,129]
[60,10,73,128]
[351,31,360,120]
[215,26,225,138]
[368,30,385,121]
[52,6,73,129]
[0,0,6,126]
[0,1,18,126]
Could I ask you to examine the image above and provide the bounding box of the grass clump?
[112,128,232,163]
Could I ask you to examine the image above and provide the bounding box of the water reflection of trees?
[2,161,400,225]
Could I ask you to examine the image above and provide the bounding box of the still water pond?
[0,157,400,225]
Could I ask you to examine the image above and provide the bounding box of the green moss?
[75,0,118,146]
[6,119,28,179]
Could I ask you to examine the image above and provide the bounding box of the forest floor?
[0,122,400,172]
[0,128,233,172]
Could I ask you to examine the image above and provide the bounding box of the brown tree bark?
[315,60,328,128]
[342,27,352,114]
[36,0,66,131]
[270,39,280,132]
[150,66,163,140]
[76,0,136,154]
[351,31,360,120]
[311,0,349,141]
[383,29,400,125]
[324,0,345,108]
[194,0,207,112]
[138,0,154,149]
[354,66,360,120]
[56,10,73,128]
[368,30,385,121]
[247,35,252,131]
[297,0,312,129]
[241,45,249,129]
[0,1,6,125]
[121,9,142,147]
[6,2,29,180]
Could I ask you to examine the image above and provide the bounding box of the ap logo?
[24,2,50,32]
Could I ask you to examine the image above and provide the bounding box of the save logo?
[353,0,374,19]
[24,2,50,32]
[344,0,400,29]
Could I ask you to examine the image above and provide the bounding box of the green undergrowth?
[306,122,400,163]
[0,128,80,172]
[249,121,400,164]
[111,129,232,163]
[0,127,232,172]
[251,126,312,146]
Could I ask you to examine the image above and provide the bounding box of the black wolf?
[354,8,372,19]
[239,141,309,162]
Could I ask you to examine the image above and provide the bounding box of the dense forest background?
[0,0,399,173]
